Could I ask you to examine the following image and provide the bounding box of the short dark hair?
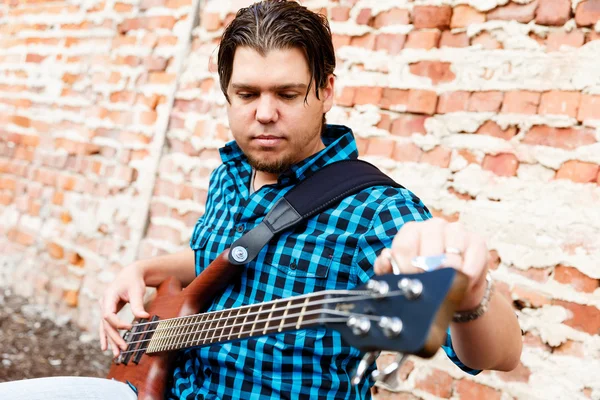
[217,0,336,103]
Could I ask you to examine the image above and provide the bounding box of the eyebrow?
[231,83,308,91]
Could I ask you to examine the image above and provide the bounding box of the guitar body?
[106,250,240,400]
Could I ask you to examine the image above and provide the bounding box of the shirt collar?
[219,124,359,185]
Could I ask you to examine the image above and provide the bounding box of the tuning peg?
[347,315,372,336]
[397,277,423,300]
[351,351,379,386]
[366,280,389,296]
[378,316,403,338]
[371,353,408,385]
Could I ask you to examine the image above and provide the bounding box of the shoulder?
[344,184,430,219]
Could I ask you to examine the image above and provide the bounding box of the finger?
[104,321,128,352]
[99,318,107,351]
[128,285,150,319]
[102,292,133,330]
[374,248,393,275]
[462,233,489,288]
[390,221,421,273]
[442,222,468,269]
[418,218,446,257]
[106,333,121,358]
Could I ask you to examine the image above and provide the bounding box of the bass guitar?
[106,249,468,399]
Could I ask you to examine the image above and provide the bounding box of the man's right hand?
[99,261,150,358]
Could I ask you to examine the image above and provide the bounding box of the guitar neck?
[144,291,332,354]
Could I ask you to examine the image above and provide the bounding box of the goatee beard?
[246,154,294,174]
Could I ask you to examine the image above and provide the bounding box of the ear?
[322,74,335,113]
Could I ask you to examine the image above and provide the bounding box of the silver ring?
[383,250,402,275]
[445,247,463,257]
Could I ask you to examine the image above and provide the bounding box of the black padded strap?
[228,160,402,265]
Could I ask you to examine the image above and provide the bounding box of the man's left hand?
[373,218,488,311]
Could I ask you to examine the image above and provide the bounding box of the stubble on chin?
[245,152,294,174]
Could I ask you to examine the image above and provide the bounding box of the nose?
[255,94,278,124]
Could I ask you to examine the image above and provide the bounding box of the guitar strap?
[228,159,404,265]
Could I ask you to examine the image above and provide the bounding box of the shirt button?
[290,262,297,270]
[236,224,245,233]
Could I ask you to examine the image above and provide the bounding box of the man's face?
[226,47,334,174]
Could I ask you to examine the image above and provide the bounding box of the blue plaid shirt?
[170,125,479,399]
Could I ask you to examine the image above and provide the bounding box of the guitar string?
[126,288,368,330]
[125,289,398,339]
[118,309,369,357]
[118,289,407,355]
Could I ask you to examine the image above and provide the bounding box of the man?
[0,1,522,399]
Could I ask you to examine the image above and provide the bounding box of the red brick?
[556,160,599,183]
[407,89,437,114]
[471,32,503,49]
[586,30,600,42]
[414,369,453,398]
[535,0,572,26]
[332,34,351,50]
[488,0,539,23]
[513,285,552,308]
[575,0,600,27]
[202,12,221,31]
[457,149,481,165]
[539,91,581,118]
[366,137,395,158]
[469,91,504,112]
[375,34,406,55]
[391,115,428,136]
[330,6,350,22]
[356,8,372,25]
[439,31,470,48]
[477,121,517,140]
[496,362,532,383]
[354,86,383,105]
[118,16,176,33]
[554,265,600,293]
[553,340,585,357]
[350,33,376,50]
[501,91,541,114]
[412,6,452,29]
[393,142,423,162]
[508,266,552,283]
[409,61,456,85]
[437,91,470,113]
[523,126,596,150]
[451,5,486,28]
[47,242,64,259]
[421,146,452,168]
[373,8,410,28]
[455,380,501,400]
[376,113,392,132]
[336,86,355,107]
[381,88,409,110]
[552,299,600,335]
[546,30,585,51]
[577,94,600,121]
[482,153,519,176]
[404,30,440,50]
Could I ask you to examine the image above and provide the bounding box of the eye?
[279,93,298,100]
[237,93,256,100]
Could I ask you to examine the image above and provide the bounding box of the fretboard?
[145,292,328,354]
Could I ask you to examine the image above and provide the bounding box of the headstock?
[324,268,468,358]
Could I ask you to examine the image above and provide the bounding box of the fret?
[167,318,183,352]
[278,300,292,333]
[182,315,197,349]
[249,304,263,337]
[200,312,216,346]
[239,306,250,339]
[213,310,228,342]
[227,308,242,340]
[296,296,310,330]
[190,313,207,348]
[263,302,278,335]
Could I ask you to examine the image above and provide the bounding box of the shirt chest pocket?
[263,241,333,282]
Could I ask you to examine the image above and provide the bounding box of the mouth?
[252,135,285,147]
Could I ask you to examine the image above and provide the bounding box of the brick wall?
[0,0,599,399]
